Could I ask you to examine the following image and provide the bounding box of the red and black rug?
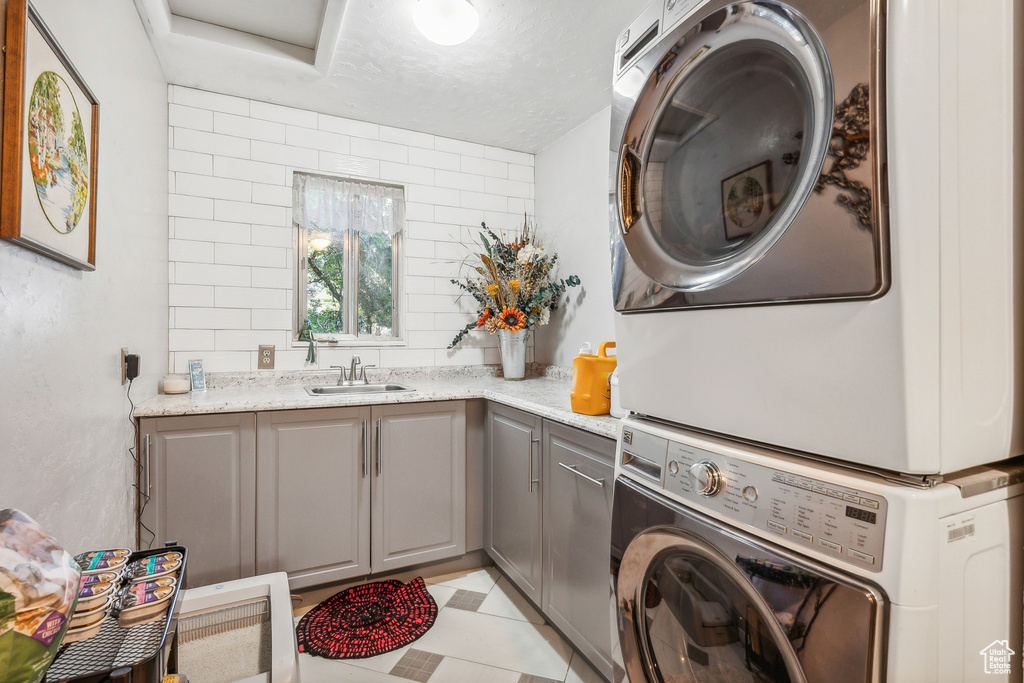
[295,577,438,659]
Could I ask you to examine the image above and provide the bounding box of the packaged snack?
[124,553,182,583]
[0,509,80,683]
[74,549,131,574]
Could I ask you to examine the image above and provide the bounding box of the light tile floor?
[294,567,606,683]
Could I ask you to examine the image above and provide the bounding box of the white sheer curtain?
[293,173,405,236]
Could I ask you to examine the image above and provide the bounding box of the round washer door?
[617,529,807,682]
[616,0,833,292]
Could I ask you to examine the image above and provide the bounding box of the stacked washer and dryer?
[607,0,1023,681]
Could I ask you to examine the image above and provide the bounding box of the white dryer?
[610,417,1024,682]
[609,0,1023,474]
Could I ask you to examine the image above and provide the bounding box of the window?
[293,173,404,341]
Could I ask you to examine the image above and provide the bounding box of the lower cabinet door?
[485,403,544,604]
[371,402,467,573]
[140,413,257,588]
[542,420,615,679]
[255,407,371,588]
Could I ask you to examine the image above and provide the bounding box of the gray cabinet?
[139,413,256,588]
[542,420,614,679]
[484,403,544,603]
[255,407,371,588]
[372,402,467,573]
[255,402,466,587]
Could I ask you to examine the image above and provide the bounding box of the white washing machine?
[610,416,1024,682]
[609,0,1023,475]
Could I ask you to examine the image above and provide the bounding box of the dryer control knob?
[688,460,724,497]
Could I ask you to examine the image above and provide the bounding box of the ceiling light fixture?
[413,0,479,46]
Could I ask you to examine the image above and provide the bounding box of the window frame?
[293,174,404,345]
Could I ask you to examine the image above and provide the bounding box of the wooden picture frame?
[1,0,99,270]
[188,359,206,392]
[721,160,773,241]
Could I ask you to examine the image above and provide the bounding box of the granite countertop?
[134,366,623,440]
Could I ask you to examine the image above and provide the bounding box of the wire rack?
[45,546,187,683]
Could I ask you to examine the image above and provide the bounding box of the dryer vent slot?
[619,20,660,71]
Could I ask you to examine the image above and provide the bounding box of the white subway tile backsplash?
[319,113,379,140]
[169,149,214,175]
[351,138,408,164]
[176,173,252,202]
[251,224,294,248]
[214,199,287,226]
[405,202,434,222]
[379,348,435,368]
[286,125,350,154]
[435,170,486,193]
[215,286,288,309]
[379,125,434,149]
[461,156,507,179]
[508,163,534,183]
[215,329,289,351]
[174,217,251,244]
[250,100,318,128]
[214,157,287,185]
[251,266,293,289]
[460,191,508,212]
[169,239,216,264]
[174,307,251,329]
[251,183,293,207]
[484,146,534,166]
[170,86,249,116]
[215,243,286,268]
[485,176,531,199]
[167,87,535,373]
[407,184,460,208]
[174,128,250,159]
[252,309,293,330]
[379,161,434,186]
[435,137,485,157]
[175,262,252,287]
[169,104,213,131]
[169,329,216,351]
[409,148,460,171]
[169,194,214,219]
[319,152,380,178]
[214,112,286,143]
[169,284,215,307]
[251,140,318,168]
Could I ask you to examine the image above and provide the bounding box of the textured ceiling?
[134,0,651,153]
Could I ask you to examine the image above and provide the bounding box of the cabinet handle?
[362,420,369,478]
[557,461,605,488]
[143,434,152,495]
[529,433,540,493]
[375,418,382,476]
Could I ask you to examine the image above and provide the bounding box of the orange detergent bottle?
[570,341,617,415]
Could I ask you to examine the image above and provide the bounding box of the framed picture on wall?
[721,161,773,241]
[1,0,99,270]
[188,360,206,392]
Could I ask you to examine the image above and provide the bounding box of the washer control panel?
[620,424,887,572]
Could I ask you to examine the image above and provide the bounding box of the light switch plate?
[259,345,275,370]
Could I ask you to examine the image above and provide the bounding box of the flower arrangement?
[448,218,581,349]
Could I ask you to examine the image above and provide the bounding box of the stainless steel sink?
[305,383,413,396]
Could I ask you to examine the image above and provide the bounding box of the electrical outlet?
[120,347,128,385]
[259,345,275,370]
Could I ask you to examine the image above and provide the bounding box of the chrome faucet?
[348,355,361,385]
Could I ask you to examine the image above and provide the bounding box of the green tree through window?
[294,173,403,340]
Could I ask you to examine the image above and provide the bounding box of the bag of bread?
[0,509,81,683]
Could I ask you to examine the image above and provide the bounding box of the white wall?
[166,85,538,374]
[0,1,168,548]
[534,107,617,367]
